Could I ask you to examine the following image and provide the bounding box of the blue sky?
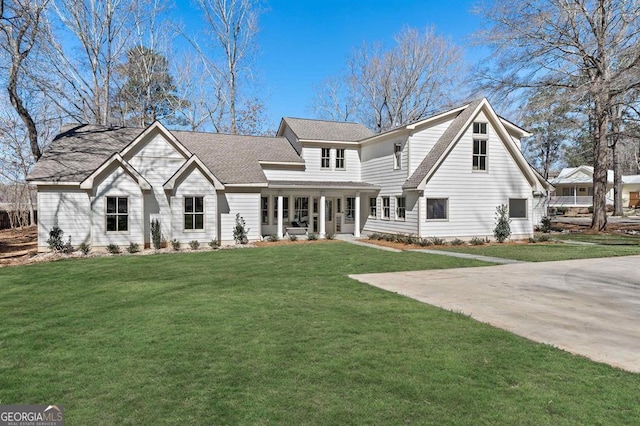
[177,0,483,129]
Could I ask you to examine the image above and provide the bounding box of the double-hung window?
[106,197,128,232]
[184,196,204,230]
[335,148,345,169]
[473,139,487,171]
[396,196,406,220]
[369,197,377,218]
[321,148,331,169]
[382,197,390,219]
[273,196,289,223]
[261,196,269,225]
[345,197,355,223]
[294,197,309,225]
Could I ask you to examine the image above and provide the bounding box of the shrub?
[268,234,280,242]
[469,237,486,246]
[556,206,568,215]
[325,232,335,240]
[396,234,409,244]
[208,239,220,249]
[368,233,382,240]
[405,235,419,245]
[189,240,200,250]
[127,242,140,254]
[536,234,551,242]
[417,238,432,247]
[308,232,319,241]
[233,213,249,244]
[528,237,537,243]
[289,234,298,241]
[538,216,552,233]
[588,205,594,214]
[61,236,74,254]
[78,242,91,255]
[106,243,120,254]
[171,239,180,251]
[151,219,162,250]
[493,204,511,243]
[47,226,65,251]
[450,238,465,246]
[430,236,445,246]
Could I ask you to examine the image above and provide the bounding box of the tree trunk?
[612,142,623,216]
[591,101,609,231]
[7,76,41,160]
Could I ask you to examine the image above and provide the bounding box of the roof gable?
[120,121,191,160]
[403,98,541,191]
[80,153,151,190]
[164,155,224,194]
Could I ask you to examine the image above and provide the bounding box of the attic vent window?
[473,122,487,134]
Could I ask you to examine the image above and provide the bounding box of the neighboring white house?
[27,98,551,251]
[549,166,640,208]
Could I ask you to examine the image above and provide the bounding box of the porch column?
[574,185,577,205]
[354,191,361,237]
[319,193,326,237]
[417,191,423,238]
[277,193,283,239]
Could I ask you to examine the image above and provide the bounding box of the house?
[27,98,551,251]
[549,166,640,208]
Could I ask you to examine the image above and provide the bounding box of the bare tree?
[476,0,640,231]
[313,26,463,133]
[195,0,259,134]
[0,0,49,160]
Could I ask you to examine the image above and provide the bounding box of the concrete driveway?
[350,255,640,373]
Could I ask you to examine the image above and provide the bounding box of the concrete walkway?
[408,249,525,264]
[350,255,640,373]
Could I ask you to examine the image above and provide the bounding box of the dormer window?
[473,122,487,134]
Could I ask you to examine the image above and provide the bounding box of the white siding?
[532,195,548,227]
[91,166,144,247]
[407,119,454,176]
[171,168,218,244]
[37,187,91,251]
[419,119,534,239]
[127,133,186,244]
[219,192,261,243]
[263,146,360,182]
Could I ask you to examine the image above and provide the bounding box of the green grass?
[442,242,640,262]
[1,243,639,424]
[552,232,640,245]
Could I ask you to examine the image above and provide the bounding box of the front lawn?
[1,243,638,424]
[552,232,640,245]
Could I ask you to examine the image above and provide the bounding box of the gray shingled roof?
[403,99,484,190]
[173,131,303,184]
[28,125,303,184]
[268,180,379,190]
[283,117,374,141]
[27,125,143,182]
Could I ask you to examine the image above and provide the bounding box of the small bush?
[538,216,552,233]
[233,213,249,244]
[171,239,180,251]
[106,243,120,254]
[469,237,486,246]
[430,236,445,246]
[127,242,140,254]
[208,239,220,249]
[268,234,280,242]
[78,242,91,255]
[556,206,568,215]
[47,226,65,251]
[368,233,382,240]
[536,234,551,242]
[450,238,465,246]
[494,204,512,243]
[417,238,432,247]
[289,234,298,241]
[396,234,409,244]
[308,233,318,241]
[588,205,594,214]
[528,237,537,243]
[61,236,74,254]
[189,240,200,250]
[325,232,335,240]
[151,218,162,250]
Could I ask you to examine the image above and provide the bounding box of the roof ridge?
[283,116,365,125]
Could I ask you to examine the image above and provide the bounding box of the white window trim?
[335,148,346,170]
[472,139,488,172]
[105,195,130,234]
[508,198,528,219]
[381,196,391,220]
[473,121,488,135]
[321,148,331,169]
[426,197,449,221]
[345,197,355,223]
[369,197,377,219]
[184,195,206,231]
[261,196,269,225]
[393,143,402,170]
[395,196,406,221]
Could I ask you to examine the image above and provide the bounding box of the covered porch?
[549,184,613,207]
[262,181,379,239]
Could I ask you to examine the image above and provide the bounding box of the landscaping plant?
[493,204,511,243]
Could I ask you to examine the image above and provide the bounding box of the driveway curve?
[350,255,640,373]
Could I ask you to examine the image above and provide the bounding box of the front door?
[325,199,334,234]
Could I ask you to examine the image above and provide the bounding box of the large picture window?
[426,198,448,220]
[509,198,527,219]
[106,197,128,232]
[184,196,204,230]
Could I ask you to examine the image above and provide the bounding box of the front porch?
[261,181,379,239]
